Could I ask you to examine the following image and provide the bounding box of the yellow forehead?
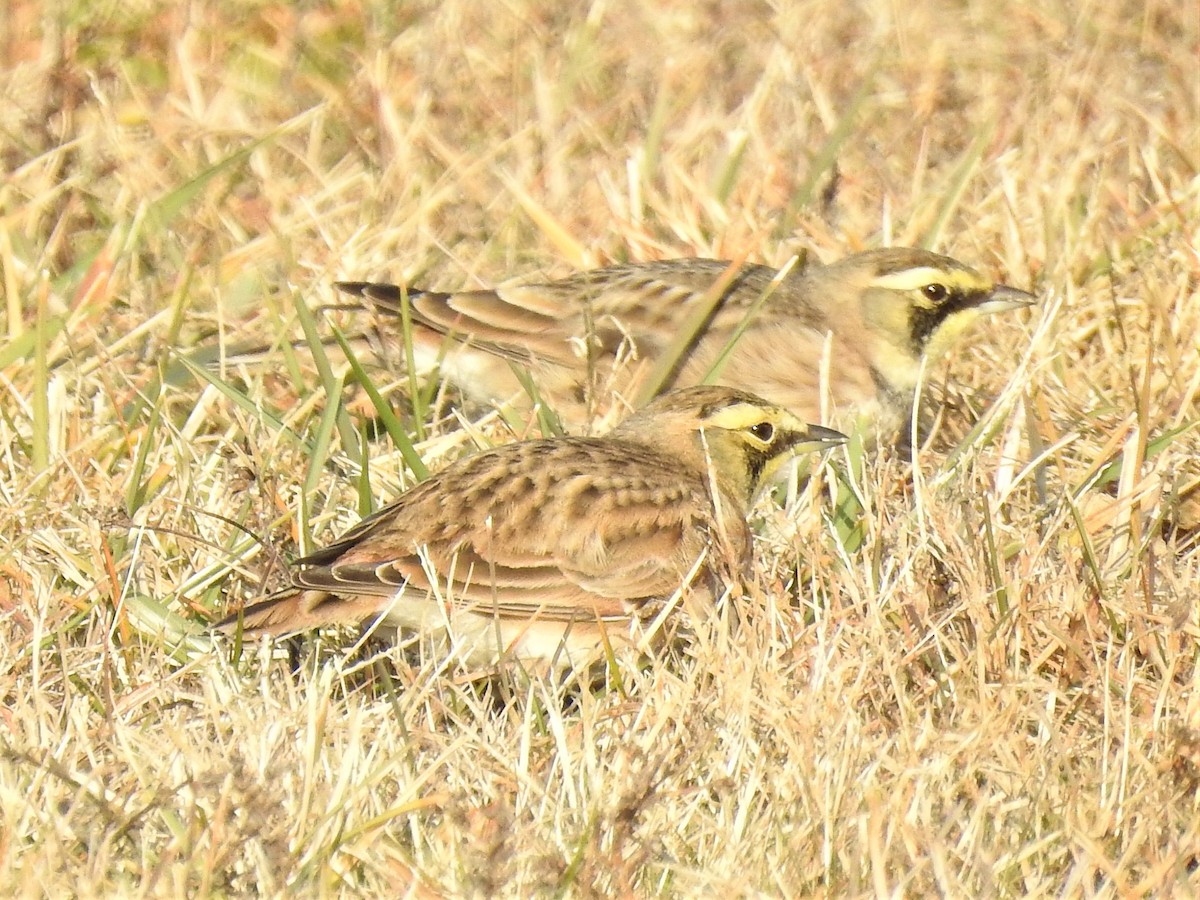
[870,266,990,294]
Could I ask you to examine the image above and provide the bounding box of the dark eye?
[748,421,775,443]
[922,283,948,302]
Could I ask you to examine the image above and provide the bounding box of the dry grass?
[2,0,1198,895]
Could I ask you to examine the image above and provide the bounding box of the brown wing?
[297,439,715,619]
[222,438,722,636]
[335,259,792,370]
[336,282,578,366]
[290,539,699,624]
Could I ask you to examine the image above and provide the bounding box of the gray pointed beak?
[975,283,1036,314]
[793,424,848,452]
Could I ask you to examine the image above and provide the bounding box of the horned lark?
[336,247,1033,440]
[215,386,845,667]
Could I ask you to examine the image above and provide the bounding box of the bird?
[215,385,846,669]
[334,247,1034,442]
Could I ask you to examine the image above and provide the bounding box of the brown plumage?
[215,386,845,668]
[335,247,1034,439]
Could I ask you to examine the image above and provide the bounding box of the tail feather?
[213,589,385,638]
[333,281,410,312]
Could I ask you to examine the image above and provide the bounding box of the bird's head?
[615,385,846,508]
[820,248,1035,397]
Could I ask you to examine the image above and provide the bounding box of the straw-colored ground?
[2,2,1198,896]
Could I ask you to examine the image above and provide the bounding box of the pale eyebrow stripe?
[871,267,979,291]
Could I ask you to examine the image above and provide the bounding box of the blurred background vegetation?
[0,1,1196,894]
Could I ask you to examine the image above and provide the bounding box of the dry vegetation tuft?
[1,1,1197,895]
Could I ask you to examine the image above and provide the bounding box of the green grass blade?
[291,287,361,466]
[782,67,877,231]
[356,420,374,518]
[31,281,50,473]
[508,363,566,438]
[146,109,318,231]
[712,129,749,206]
[302,369,346,516]
[125,390,164,516]
[173,354,312,452]
[390,283,427,442]
[1083,420,1199,495]
[701,255,802,384]
[642,84,672,187]
[919,124,992,250]
[329,324,428,481]
[0,315,65,370]
[636,261,744,405]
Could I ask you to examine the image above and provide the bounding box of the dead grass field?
[1,1,1198,895]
